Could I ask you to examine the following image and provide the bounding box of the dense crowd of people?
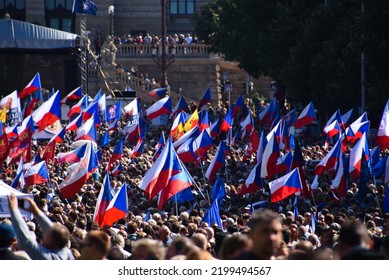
[1,97,389,261]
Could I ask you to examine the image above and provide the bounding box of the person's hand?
[23,197,39,215]
[8,193,18,210]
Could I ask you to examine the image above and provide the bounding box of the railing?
[116,43,212,58]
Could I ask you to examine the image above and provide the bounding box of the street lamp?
[151,0,175,88]
[108,5,114,36]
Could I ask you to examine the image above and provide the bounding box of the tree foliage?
[194,0,389,125]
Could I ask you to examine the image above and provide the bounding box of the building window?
[45,0,72,32]
[0,0,26,21]
[170,0,194,15]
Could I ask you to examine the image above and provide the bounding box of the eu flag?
[72,0,98,15]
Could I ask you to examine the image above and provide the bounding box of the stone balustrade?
[116,43,211,58]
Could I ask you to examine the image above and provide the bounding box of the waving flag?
[61,86,82,104]
[202,199,222,228]
[107,138,123,170]
[41,140,56,161]
[24,90,43,117]
[260,133,279,179]
[314,138,341,175]
[72,0,98,15]
[323,110,342,135]
[101,184,128,227]
[210,118,221,139]
[11,158,25,190]
[332,153,348,198]
[258,99,278,126]
[173,187,195,204]
[276,151,293,174]
[349,133,370,180]
[192,129,214,159]
[323,119,341,138]
[372,156,389,185]
[32,91,61,131]
[205,141,226,183]
[199,110,210,132]
[82,101,99,122]
[157,160,195,210]
[177,137,197,163]
[242,129,259,162]
[145,96,172,120]
[93,174,114,227]
[173,126,200,150]
[112,163,124,176]
[350,121,370,141]
[232,94,244,118]
[357,151,370,203]
[184,109,199,132]
[171,96,190,119]
[68,95,88,120]
[59,143,98,198]
[0,121,9,162]
[376,99,389,150]
[170,111,187,140]
[75,116,96,142]
[147,87,167,99]
[294,102,317,129]
[269,168,302,203]
[18,72,41,99]
[56,143,88,164]
[341,109,354,128]
[198,87,212,112]
[123,98,139,118]
[139,139,181,199]
[100,130,109,147]
[241,161,262,196]
[220,108,233,133]
[24,161,49,186]
[131,137,144,158]
[66,114,83,131]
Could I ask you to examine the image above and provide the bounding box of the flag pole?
[175,194,179,216]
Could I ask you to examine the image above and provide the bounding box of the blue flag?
[202,200,222,228]
[72,0,97,15]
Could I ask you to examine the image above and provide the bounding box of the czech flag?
[19,72,41,99]
[341,108,354,128]
[294,102,317,129]
[171,96,190,119]
[112,163,123,176]
[59,143,98,199]
[66,114,83,131]
[202,199,222,228]
[157,159,195,210]
[260,132,279,179]
[198,110,210,132]
[61,86,83,104]
[139,139,182,199]
[269,168,303,203]
[101,184,128,227]
[376,100,389,151]
[240,161,262,196]
[123,98,140,118]
[349,132,370,180]
[314,138,341,175]
[24,161,49,186]
[107,138,123,170]
[145,96,172,120]
[205,140,227,184]
[75,116,96,142]
[192,129,214,159]
[147,87,167,99]
[56,143,88,164]
[32,91,61,131]
[93,173,114,228]
[198,87,212,112]
[220,108,233,133]
[372,155,389,185]
[68,95,88,120]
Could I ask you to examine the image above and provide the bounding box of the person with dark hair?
[235,209,282,260]
[0,223,29,260]
[79,230,111,260]
[339,220,384,260]
[8,193,74,260]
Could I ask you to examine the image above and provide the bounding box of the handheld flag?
[93,174,114,227]
[18,72,41,99]
[101,184,128,227]
[376,100,389,150]
[269,168,303,203]
[72,0,98,15]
